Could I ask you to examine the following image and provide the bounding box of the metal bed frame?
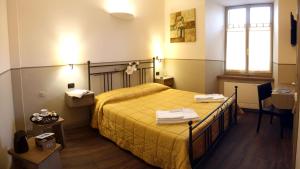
[87,58,155,91]
[87,58,238,169]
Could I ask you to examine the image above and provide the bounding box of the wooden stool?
[32,117,66,148]
[8,138,62,169]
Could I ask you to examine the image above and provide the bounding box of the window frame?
[224,3,274,77]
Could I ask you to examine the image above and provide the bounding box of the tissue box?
[35,133,56,150]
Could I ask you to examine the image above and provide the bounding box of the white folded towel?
[156,108,200,124]
[66,89,89,98]
[194,94,227,103]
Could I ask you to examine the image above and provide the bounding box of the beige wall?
[273,0,297,87]
[0,0,15,169]
[164,59,205,92]
[0,71,15,169]
[164,0,206,60]
[204,0,225,93]
[277,0,297,64]
[205,0,225,62]
[7,0,165,130]
[0,0,10,72]
[164,0,224,93]
[11,66,90,130]
[8,0,165,67]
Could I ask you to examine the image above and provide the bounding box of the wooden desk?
[32,117,65,148]
[8,138,62,169]
[271,89,296,112]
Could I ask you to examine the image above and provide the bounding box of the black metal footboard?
[188,86,238,168]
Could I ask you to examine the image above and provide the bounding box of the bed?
[87,59,238,169]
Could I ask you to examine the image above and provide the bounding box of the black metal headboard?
[87,58,155,92]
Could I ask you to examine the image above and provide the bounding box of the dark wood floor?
[61,112,292,169]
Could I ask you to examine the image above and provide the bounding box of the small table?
[271,89,296,112]
[155,76,174,88]
[32,117,65,148]
[8,138,62,169]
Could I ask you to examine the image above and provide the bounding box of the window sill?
[217,75,274,82]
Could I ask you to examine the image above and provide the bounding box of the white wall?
[164,0,206,60]
[9,0,165,68]
[277,0,297,64]
[205,0,225,61]
[0,0,16,168]
[0,0,10,73]
[7,0,165,129]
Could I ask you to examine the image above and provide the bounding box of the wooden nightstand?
[8,138,62,169]
[65,91,94,108]
[155,77,174,88]
[32,117,65,148]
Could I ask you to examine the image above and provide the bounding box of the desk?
[271,89,297,114]
[8,138,62,169]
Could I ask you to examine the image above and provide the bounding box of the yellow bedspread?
[91,83,233,169]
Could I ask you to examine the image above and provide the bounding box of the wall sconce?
[110,12,134,20]
[69,64,74,70]
[106,0,135,20]
[155,56,162,63]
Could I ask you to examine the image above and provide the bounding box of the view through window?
[226,5,272,74]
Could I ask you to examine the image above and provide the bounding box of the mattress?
[91,83,233,169]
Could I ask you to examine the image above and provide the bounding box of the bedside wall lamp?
[69,64,74,70]
[106,0,135,20]
[110,12,134,20]
[155,56,162,63]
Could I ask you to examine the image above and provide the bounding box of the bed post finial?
[153,57,155,83]
[234,86,238,124]
[88,61,91,90]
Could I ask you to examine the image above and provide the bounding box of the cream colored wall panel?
[224,82,259,109]
[0,71,15,169]
[205,61,224,93]
[9,0,165,67]
[10,69,25,130]
[205,0,225,61]
[164,59,205,93]
[278,64,297,84]
[0,0,10,73]
[19,65,89,129]
[165,0,206,60]
[278,0,297,64]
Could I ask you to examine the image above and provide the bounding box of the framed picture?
[170,8,196,43]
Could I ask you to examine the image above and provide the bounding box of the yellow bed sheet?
[91,83,233,169]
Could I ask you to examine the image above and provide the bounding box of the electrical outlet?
[68,83,75,89]
[39,91,46,98]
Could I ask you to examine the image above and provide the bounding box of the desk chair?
[256,82,291,138]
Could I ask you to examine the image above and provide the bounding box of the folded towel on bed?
[156,108,200,124]
[194,94,227,103]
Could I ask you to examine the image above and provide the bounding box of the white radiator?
[224,82,259,109]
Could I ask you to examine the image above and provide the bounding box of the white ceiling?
[215,0,274,6]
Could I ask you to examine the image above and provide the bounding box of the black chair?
[256,82,292,138]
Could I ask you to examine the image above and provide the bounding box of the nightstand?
[65,91,94,108]
[8,138,62,169]
[155,77,174,88]
[32,117,65,148]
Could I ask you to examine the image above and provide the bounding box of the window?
[225,4,273,74]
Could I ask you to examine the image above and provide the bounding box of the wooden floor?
[61,112,292,169]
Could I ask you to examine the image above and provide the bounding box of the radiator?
[224,82,259,109]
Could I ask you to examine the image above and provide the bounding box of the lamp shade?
[111,12,134,20]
